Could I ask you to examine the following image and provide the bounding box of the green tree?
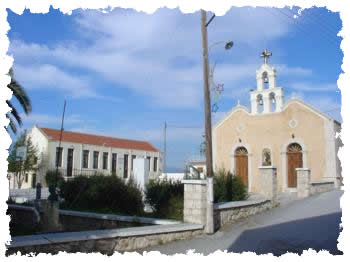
[5,68,32,135]
[8,130,38,189]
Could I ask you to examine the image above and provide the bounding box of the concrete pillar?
[258,166,277,206]
[275,95,284,112]
[263,95,270,113]
[128,153,132,178]
[250,97,257,115]
[268,73,276,89]
[296,168,311,198]
[40,200,61,232]
[206,177,214,234]
[256,76,264,91]
[149,156,154,173]
[182,180,207,225]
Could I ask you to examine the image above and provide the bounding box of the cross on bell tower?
[260,49,272,64]
[250,50,284,115]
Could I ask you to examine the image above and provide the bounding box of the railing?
[57,168,163,181]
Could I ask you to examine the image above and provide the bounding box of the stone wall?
[183,180,207,225]
[7,205,39,227]
[296,168,335,198]
[7,205,180,233]
[258,167,277,205]
[213,199,272,230]
[310,182,335,196]
[296,168,311,198]
[7,224,203,255]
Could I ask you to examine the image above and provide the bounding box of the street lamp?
[209,40,234,52]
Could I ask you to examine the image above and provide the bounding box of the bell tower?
[250,49,284,115]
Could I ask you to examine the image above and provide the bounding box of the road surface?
[138,189,343,256]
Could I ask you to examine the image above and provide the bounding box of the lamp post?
[200,10,233,234]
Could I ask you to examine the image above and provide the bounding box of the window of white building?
[55,147,63,167]
[93,151,99,169]
[82,150,89,168]
[103,152,108,170]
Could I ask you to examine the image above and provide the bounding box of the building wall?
[10,126,162,189]
[214,101,336,193]
[334,121,343,183]
[46,140,161,179]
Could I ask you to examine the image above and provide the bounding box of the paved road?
[139,189,343,256]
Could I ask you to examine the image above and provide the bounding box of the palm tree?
[5,68,32,135]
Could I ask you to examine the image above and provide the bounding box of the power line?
[285,8,341,45]
[166,125,203,129]
[263,7,338,48]
[307,7,341,34]
[274,8,339,47]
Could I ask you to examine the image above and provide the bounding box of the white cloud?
[20,113,86,126]
[8,7,297,109]
[275,64,313,77]
[13,64,96,98]
[288,82,338,92]
[306,96,342,122]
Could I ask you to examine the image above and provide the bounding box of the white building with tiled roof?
[10,125,162,190]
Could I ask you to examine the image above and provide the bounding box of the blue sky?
[6,6,342,170]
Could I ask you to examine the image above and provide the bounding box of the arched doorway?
[287,143,303,188]
[234,147,248,186]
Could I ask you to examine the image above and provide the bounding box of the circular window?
[236,123,246,133]
[288,119,298,128]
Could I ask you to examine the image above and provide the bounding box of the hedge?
[145,179,184,220]
[59,174,144,215]
[214,168,248,203]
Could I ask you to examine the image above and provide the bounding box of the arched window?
[287,143,302,152]
[262,148,272,166]
[235,147,248,155]
[257,94,263,114]
[269,92,276,112]
[262,71,269,89]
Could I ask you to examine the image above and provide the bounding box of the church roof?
[214,98,341,130]
[37,127,159,152]
[283,99,341,126]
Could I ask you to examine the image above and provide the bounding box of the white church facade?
[213,50,342,194]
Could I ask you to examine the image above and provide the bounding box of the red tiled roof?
[39,127,159,152]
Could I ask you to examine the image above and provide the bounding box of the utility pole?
[50,100,66,201]
[201,9,214,234]
[163,121,167,175]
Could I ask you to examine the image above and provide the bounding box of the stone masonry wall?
[183,180,207,225]
[7,227,203,255]
[310,182,335,196]
[213,200,272,230]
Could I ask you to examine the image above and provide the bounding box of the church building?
[213,50,342,194]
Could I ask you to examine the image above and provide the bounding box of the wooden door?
[287,143,303,188]
[234,147,248,186]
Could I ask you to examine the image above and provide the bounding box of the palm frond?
[7,68,32,114]
[6,100,22,126]
[5,113,18,135]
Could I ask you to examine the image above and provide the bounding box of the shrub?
[145,179,184,220]
[59,174,144,215]
[45,170,64,188]
[214,168,248,203]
